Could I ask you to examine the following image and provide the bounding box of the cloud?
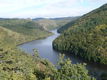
[0,0,107,18]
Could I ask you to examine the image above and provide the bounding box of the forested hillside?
[0,18,96,80]
[33,17,79,30]
[53,4,107,65]
[0,19,52,45]
[58,4,107,33]
[57,17,79,33]
[0,46,95,80]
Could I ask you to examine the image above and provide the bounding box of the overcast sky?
[0,0,107,18]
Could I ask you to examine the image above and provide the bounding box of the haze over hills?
[33,17,79,30]
[0,17,79,31]
[53,4,107,65]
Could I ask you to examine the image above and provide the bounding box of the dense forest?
[57,18,79,33]
[53,4,107,65]
[0,18,96,80]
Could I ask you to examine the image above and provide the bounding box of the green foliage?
[0,18,53,80]
[53,24,107,64]
[100,73,107,80]
[34,17,78,30]
[0,42,95,80]
[53,54,95,80]
[0,18,95,80]
[53,4,107,64]
[0,19,52,45]
[0,48,37,80]
[57,20,77,33]
[0,46,54,80]
[33,49,40,58]
[0,45,95,80]
[58,4,107,33]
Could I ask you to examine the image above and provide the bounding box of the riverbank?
[19,29,107,80]
[17,32,53,46]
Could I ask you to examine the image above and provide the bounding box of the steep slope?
[0,26,24,48]
[0,19,52,79]
[0,19,52,45]
[57,20,76,33]
[53,4,107,65]
[58,4,107,33]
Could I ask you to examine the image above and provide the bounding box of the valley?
[0,3,107,80]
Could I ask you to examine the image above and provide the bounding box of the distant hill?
[33,17,79,30]
[53,4,107,65]
[0,18,9,20]
[0,19,52,46]
[32,18,45,21]
[49,17,79,20]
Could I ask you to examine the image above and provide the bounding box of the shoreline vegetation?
[0,4,107,80]
[17,33,53,46]
[0,18,96,80]
[53,4,107,65]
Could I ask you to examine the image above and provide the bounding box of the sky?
[0,0,107,18]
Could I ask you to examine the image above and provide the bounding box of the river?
[18,29,107,78]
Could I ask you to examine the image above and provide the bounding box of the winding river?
[19,29,107,78]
